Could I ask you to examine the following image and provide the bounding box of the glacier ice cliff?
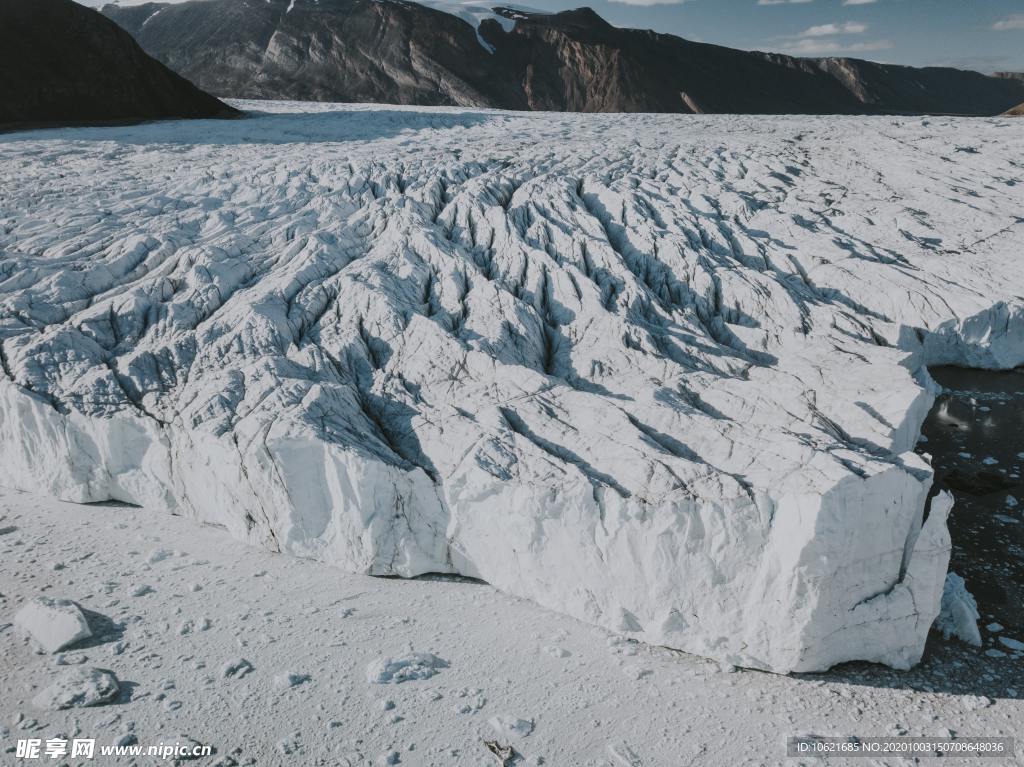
[1,103,1022,672]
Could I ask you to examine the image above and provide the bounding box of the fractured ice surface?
[1,103,1022,671]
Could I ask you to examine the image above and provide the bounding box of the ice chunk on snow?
[933,572,982,647]
[607,741,643,766]
[146,548,174,564]
[366,652,448,683]
[488,715,534,738]
[274,671,311,689]
[998,636,1024,651]
[32,667,120,710]
[222,658,254,679]
[14,597,92,653]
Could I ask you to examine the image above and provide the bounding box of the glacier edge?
[2,104,1022,673]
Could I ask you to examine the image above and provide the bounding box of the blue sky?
[523,0,1024,73]
[84,0,1024,73]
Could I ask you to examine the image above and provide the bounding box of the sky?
[82,0,1024,74]
[544,0,1024,73]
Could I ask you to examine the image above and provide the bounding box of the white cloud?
[992,15,1024,31]
[771,18,886,57]
[842,0,877,5]
[780,37,893,56]
[801,21,867,37]
[758,0,816,6]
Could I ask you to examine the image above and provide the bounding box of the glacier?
[1,102,1022,673]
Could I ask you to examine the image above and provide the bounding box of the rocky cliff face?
[102,0,1024,115]
[0,0,236,129]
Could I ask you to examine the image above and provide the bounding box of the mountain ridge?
[101,0,1024,116]
[0,0,236,129]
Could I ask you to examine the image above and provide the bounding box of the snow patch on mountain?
[1,102,1022,673]
[386,0,543,53]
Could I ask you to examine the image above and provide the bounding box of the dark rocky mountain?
[103,0,1024,116]
[0,0,236,129]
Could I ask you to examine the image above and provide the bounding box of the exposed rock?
[1004,103,1024,117]
[14,597,92,653]
[101,0,1024,116]
[0,0,236,129]
[484,740,516,765]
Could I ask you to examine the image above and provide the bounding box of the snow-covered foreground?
[1,487,1021,766]
[1,102,1023,673]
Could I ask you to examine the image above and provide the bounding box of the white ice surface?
[935,572,982,647]
[1,489,1021,764]
[2,102,1023,673]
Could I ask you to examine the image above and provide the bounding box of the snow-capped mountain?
[0,0,235,128]
[95,0,1024,114]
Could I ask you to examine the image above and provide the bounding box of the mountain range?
[102,0,1024,115]
[0,0,234,129]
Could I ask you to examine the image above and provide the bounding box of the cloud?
[771,19,871,53]
[842,0,877,5]
[779,38,893,56]
[800,21,867,37]
[992,15,1024,31]
[758,0,816,6]
[931,54,1014,74]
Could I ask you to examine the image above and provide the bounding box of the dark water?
[919,366,1024,638]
